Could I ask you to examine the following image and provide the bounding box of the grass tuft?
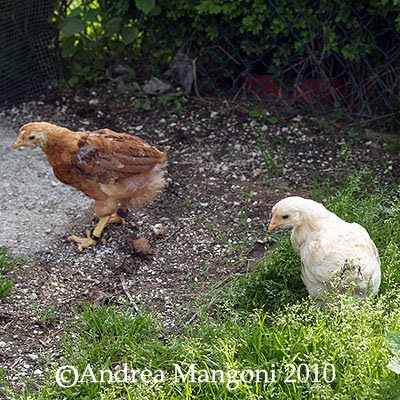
[0,248,19,298]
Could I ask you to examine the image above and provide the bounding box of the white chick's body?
[269,197,381,298]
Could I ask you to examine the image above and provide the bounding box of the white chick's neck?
[292,207,338,247]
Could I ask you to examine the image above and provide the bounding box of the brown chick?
[13,122,167,250]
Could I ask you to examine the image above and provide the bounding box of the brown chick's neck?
[43,134,80,167]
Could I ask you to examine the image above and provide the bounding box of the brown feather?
[16,122,167,217]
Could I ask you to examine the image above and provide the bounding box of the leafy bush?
[54,0,400,87]
[55,0,143,86]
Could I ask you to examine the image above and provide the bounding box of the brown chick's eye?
[28,135,35,140]
[282,215,289,219]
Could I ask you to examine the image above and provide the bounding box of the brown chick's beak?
[12,142,22,149]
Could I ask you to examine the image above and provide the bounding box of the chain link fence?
[0,0,399,129]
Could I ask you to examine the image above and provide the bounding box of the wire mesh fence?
[0,0,399,129]
[0,0,58,104]
[160,1,400,129]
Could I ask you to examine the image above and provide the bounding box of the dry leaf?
[248,241,266,259]
[129,236,150,255]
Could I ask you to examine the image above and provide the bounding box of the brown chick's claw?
[67,235,97,251]
[68,215,110,250]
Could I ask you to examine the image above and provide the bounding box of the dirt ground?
[0,92,398,391]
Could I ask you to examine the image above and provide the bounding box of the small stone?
[0,341,6,348]
[28,354,39,361]
[152,224,166,236]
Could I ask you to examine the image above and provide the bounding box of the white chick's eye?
[28,135,35,140]
[282,215,289,219]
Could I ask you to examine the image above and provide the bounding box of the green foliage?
[0,368,14,400]
[135,0,156,14]
[34,304,58,326]
[23,295,400,399]
[0,248,18,298]
[55,0,143,86]
[248,108,266,119]
[387,332,400,374]
[258,136,287,182]
[0,278,13,299]
[54,0,400,88]
[133,98,152,110]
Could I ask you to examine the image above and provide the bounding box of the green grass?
[258,136,287,179]
[0,248,18,298]
[9,173,400,399]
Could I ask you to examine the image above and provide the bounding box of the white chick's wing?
[299,224,380,298]
[349,222,380,260]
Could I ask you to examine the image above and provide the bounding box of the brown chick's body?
[13,122,167,250]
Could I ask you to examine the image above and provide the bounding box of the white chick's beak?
[268,216,278,232]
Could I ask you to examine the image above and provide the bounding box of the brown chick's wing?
[75,129,166,184]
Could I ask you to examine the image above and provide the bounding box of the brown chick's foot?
[108,213,126,225]
[67,235,97,251]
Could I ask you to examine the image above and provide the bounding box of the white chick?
[268,196,381,298]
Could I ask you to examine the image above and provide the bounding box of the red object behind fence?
[245,74,350,105]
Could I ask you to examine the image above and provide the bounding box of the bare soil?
[0,92,398,391]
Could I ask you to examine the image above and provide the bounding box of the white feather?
[270,197,381,299]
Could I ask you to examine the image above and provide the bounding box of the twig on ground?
[186,311,198,326]
[168,226,183,239]
[120,274,139,312]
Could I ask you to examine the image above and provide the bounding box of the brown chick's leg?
[108,214,125,225]
[67,216,111,251]
[92,213,124,224]
[108,208,129,225]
